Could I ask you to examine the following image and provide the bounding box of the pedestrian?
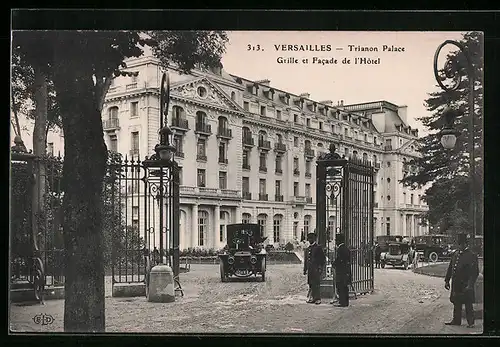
[374,242,381,268]
[332,233,351,307]
[444,233,480,328]
[303,232,326,304]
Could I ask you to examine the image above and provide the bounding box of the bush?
[285,242,294,253]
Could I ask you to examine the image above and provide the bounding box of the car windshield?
[389,245,401,255]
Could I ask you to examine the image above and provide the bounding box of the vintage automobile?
[380,242,414,270]
[219,223,267,282]
[376,235,404,253]
[414,234,454,262]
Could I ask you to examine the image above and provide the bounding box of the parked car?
[376,235,404,253]
[218,223,267,282]
[414,234,454,262]
[380,242,414,270]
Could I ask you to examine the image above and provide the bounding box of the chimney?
[299,93,310,99]
[256,79,271,86]
[340,100,344,106]
[320,100,333,106]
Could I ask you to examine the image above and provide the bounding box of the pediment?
[170,77,244,113]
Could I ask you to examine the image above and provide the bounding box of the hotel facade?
[48,54,429,251]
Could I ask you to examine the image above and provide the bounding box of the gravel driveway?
[9,264,482,334]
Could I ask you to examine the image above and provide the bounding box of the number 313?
[247,44,261,51]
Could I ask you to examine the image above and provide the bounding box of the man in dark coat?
[333,233,351,307]
[444,233,480,328]
[303,232,326,304]
[374,242,382,268]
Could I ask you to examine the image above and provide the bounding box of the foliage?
[401,32,483,235]
[180,248,220,257]
[284,242,294,253]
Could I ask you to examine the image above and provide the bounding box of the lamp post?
[433,39,477,237]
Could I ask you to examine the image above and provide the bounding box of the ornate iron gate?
[316,144,375,295]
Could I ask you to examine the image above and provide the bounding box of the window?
[386,217,391,236]
[363,153,368,161]
[131,73,138,83]
[387,177,391,183]
[275,180,281,195]
[306,118,311,127]
[353,150,358,159]
[132,207,139,228]
[294,221,299,239]
[220,211,228,242]
[197,86,207,97]
[294,137,299,147]
[373,155,378,164]
[275,155,282,172]
[328,216,336,239]
[242,177,250,193]
[276,110,282,120]
[259,179,266,195]
[387,161,391,167]
[243,101,249,111]
[258,130,266,144]
[319,121,323,130]
[197,139,206,157]
[305,184,311,197]
[374,137,378,145]
[131,131,139,153]
[364,134,367,142]
[344,128,348,136]
[196,111,207,128]
[172,106,184,122]
[242,213,251,224]
[273,215,282,243]
[243,149,250,168]
[257,214,267,238]
[304,215,312,235]
[219,142,227,163]
[130,101,138,117]
[198,211,208,246]
[260,105,266,116]
[219,171,227,189]
[293,157,299,170]
[410,194,414,205]
[218,116,228,131]
[259,152,267,169]
[387,195,391,201]
[47,142,54,155]
[109,136,117,152]
[231,91,236,100]
[344,148,349,157]
[294,114,299,123]
[197,169,206,187]
[304,140,311,149]
[305,160,311,175]
[174,135,183,155]
[294,182,299,196]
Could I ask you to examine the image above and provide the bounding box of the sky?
[221,31,467,135]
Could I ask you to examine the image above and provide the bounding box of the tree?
[12,30,228,332]
[401,31,483,235]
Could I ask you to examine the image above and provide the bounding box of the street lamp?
[433,39,477,237]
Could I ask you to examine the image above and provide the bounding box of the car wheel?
[403,261,408,270]
[429,252,438,263]
[381,262,385,269]
[220,262,226,282]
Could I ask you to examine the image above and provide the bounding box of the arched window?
[219,211,230,242]
[258,130,267,143]
[277,133,283,144]
[373,154,378,164]
[273,214,283,243]
[257,214,267,239]
[242,213,251,224]
[172,106,184,122]
[363,152,368,161]
[196,111,207,128]
[304,215,312,235]
[218,116,228,130]
[231,91,236,100]
[353,150,358,159]
[243,126,252,139]
[108,106,119,120]
[317,142,323,148]
[304,139,311,149]
[198,210,209,247]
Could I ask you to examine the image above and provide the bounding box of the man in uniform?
[303,232,326,304]
[444,233,480,328]
[333,233,351,307]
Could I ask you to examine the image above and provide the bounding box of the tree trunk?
[53,68,107,332]
[11,94,22,137]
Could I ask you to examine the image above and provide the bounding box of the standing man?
[374,242,382,269]
[444,233,479,328]
[333,233,351,307]
[303,232,326,304]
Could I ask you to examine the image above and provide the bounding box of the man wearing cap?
[333,233,351,307]
[303,232,326,304]
[444,233,480,328]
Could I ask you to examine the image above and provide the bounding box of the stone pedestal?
[147,265,175,303]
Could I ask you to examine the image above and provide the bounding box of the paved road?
[10,264,482,334]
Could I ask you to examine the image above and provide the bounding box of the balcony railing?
[259,193,268,201]
[126,83,137,91]
[293,169,300,176]
[103,118,120,131]
[258,140,271,150]
[305,172,312,178]
[171,118,189,131]
[195,123,212,135]
[242,136,254,147]
[219,158,228,164]
[306,197,313,204]
[274,142,287,152]
[291,196,306,205]
[243,192,252,200]
[275,168,282,174]
[259,166,267,173]
[304,148,315,157]
[242,163,251,170]
[180,186,241,200]
[197,154,207,161]
[217,127,232,139]
[275,194,284,202]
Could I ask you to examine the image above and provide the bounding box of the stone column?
[408,214,413,237]
[402,213,406,237]
[235,206,242,223]
[192,204,198,247]
[252,207,258,223]
[214,205,220,249]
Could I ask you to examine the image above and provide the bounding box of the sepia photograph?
[9,28,484,335]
